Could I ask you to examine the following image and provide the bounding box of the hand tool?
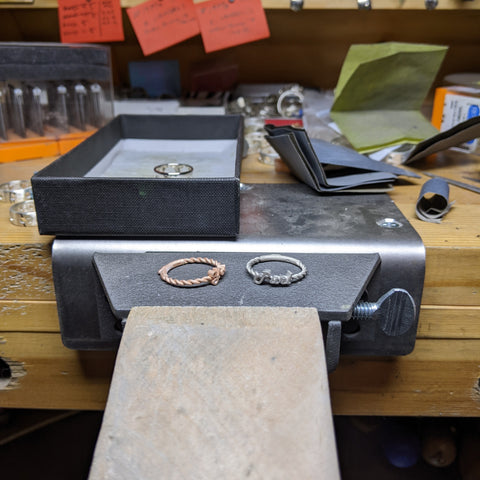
[423,172,480,194]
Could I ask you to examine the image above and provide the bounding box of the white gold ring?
[9,200,37,227]
[0,180,33,203]
[154,163,193,177]
[246,254,307,286]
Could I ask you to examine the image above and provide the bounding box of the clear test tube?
[55,84,69,132]
[11,86,26,138]
[89,83,103,128]
[29,86,44,136]
[0,90,7,140]
[74,83,87,131]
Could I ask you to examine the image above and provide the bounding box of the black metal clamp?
[51,184,425,372]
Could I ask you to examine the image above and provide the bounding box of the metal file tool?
[424,172,480,195]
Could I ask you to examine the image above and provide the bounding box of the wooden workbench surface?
[1,149,479,416]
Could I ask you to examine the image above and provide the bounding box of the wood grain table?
[1,150,479,416]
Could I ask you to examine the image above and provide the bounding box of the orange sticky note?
[195,0,270,54]
[127,0,200,56]
[58,0,124,43]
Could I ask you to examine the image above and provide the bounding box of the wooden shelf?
[261,0,480,9]
[1,0,479,9]
[1,0,480,421]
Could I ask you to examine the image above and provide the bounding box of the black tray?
[31,114,243,237]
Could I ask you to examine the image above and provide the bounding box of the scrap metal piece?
[463,176,480,184]
[416,177,453,223]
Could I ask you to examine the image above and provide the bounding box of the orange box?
[0,128,97,163]
[0,136,59,163]
[58,130,96,154]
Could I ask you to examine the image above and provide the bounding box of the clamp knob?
[352,288,416,337]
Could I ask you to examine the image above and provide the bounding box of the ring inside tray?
[84,138,238,178]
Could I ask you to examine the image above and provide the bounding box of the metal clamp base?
[52,184,425,371]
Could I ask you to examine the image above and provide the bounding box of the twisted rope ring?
[158,257,225,287]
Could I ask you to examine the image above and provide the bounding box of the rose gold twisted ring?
[158,257,226,287]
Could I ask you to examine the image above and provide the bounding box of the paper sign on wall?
[194,0,270,54]
[127,0,200,56]
[58,0,124,43]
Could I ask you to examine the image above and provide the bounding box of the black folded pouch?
[405,115,480,164]
[264,124,420,193]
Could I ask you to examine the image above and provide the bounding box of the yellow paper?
[331,42,448,153]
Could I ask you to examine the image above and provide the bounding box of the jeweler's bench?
[0,149,479,416]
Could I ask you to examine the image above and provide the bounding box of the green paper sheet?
[330,42,448,153]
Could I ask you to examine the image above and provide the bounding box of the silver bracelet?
[154,163,193,177]
[0,180,33,203]
[246,254,307,286]
[9,200,37,227]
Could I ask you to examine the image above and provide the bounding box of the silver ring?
[154,163,193,177]
[246,254,307,286]
[0,180,33,203]
[276,84,304,118]
[9,200,37,227]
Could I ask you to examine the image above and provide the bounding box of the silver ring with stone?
[246,254,307,286]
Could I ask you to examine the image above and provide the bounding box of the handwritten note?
[194,0,270,54]
[127,0,200,56]
[58,0,124,43]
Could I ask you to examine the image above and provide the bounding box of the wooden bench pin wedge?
[88,306,340,480]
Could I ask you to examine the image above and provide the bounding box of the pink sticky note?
[58,0,124,43]
[127,0,200,56]
[195,0,270,53]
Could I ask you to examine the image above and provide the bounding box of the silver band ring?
[9,200,37,227]
[276,85,304,118]
[0,180,33,203]
[154,163,193,177]
[159,257,225,287]
[246,254,307,286]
